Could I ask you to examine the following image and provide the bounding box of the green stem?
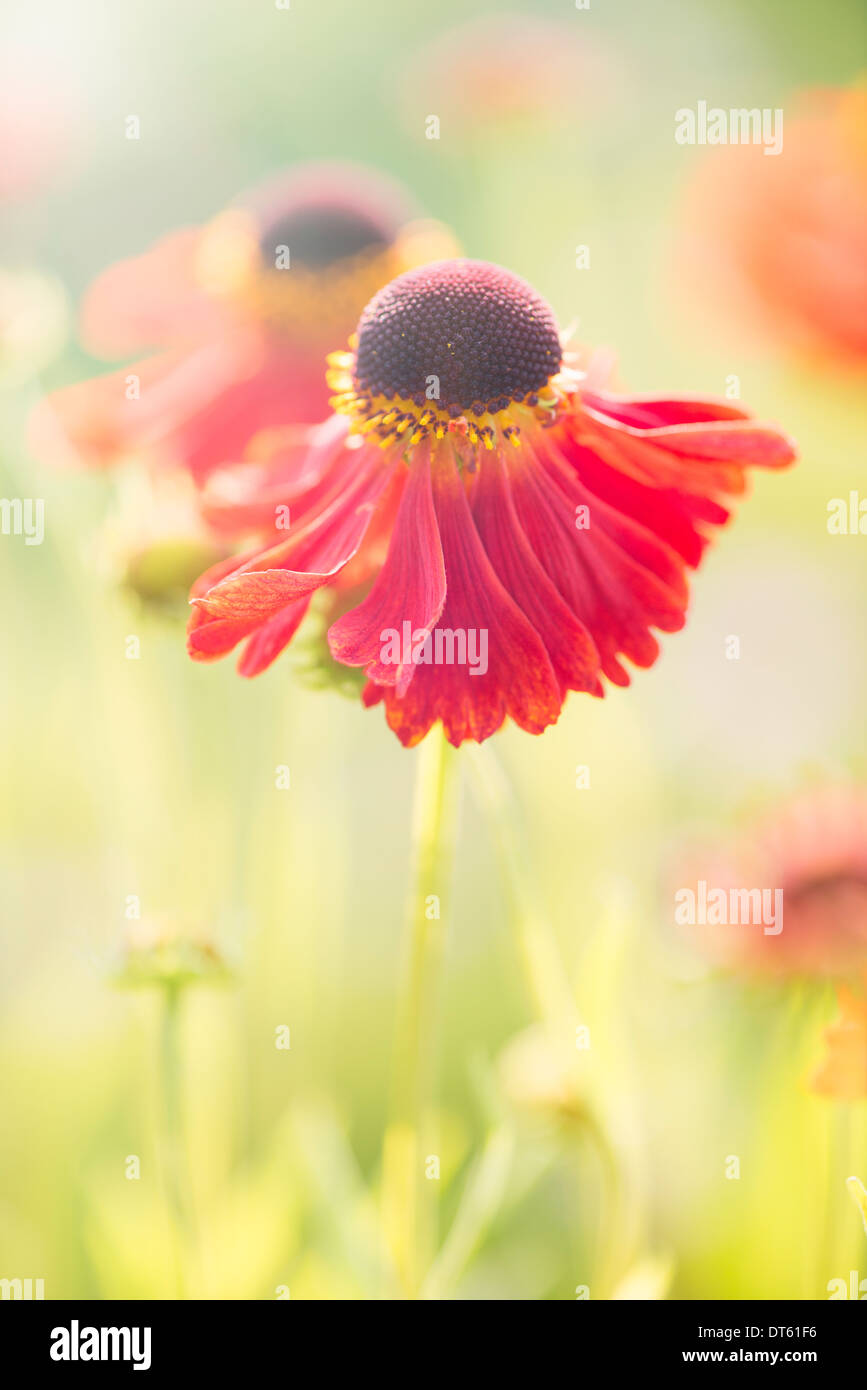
[468,742,638,1295]
[159,983,193,1298]
[467,744,575,1028]
[382,730,458,1297]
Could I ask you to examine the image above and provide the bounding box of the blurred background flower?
[674,784,867,980]
[30,162,457,480]
[678,80,867,371]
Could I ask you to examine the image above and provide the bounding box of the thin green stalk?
[467,742,639,1295]
[819,1102,855,1293]
[467,744,575,1026]
[159,983,194,1298]
[382,730,458,1297]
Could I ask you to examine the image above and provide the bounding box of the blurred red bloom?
[677,786,867,979]
[30,163,456,483]
[188,258,795,748]
[680,84,867,368]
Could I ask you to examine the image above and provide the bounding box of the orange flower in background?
[809,977,867,1100]
[30,162,456,482]
[188,258,795,746]
[680,82,867,368]
[677,786,867,980]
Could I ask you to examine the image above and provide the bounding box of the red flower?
[188,259,796,747]
[30,163,456,483]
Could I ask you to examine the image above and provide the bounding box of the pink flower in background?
[30,163,457,483]
[680,83,867,368]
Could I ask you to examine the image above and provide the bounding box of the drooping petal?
[471,450,602,698]
[376,451,562,747]
[237,597,312,677]
[509,435,686,686]
[560,441,729,568]
[578,392,796,499]
[199,414,358,538]
[328,442,445,692]
[582,392,752,429]
[555,391,795,572]
[541,433,688,598]
[189,442,393,662]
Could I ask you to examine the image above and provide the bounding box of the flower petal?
[376,452,562,747]
[509,437,687,686]
[471,450,603,698]
[189,442,392,660]
[328,443,446,692]
[237,597,312,677]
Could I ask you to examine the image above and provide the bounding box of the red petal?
[189,443,392,660]
[583,391,752,428]
[238,597,312,677]
[201,416,363,545]
[376,452,562,747]
[471,451,602,698]
[328,443,446,692]
[509,437,687,686]
[561,442,728,568]
[578,393,796,499]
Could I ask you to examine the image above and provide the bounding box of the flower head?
[30,163,456,482]
[188,258,796,747]
[498,1023,587,1124]
[113,917,230,992]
